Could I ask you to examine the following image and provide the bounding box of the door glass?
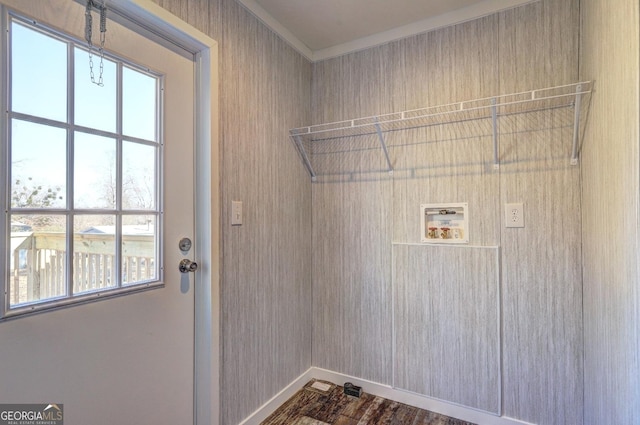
[122,214,157,285]
[9,214,67,306]
[123,66,157,140]
[11,119,66,209]
[11,22,67,122]
[122,141,157,210]
[73,215,117,294]
[5,16,163,313]
[74,47,117,132]
[74,132,117,209]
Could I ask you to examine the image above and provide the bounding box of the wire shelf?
[290,82,592,180]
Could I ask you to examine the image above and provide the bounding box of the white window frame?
[0,8,166,319]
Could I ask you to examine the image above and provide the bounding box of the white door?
[0,1,197,424]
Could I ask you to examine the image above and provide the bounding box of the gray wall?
[154,1,640,424]
[153,1,312,424]
[9,0,639,423]
[580,0,640,424]
[311,1,583,424]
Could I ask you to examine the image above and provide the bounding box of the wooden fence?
[10,232,155,305]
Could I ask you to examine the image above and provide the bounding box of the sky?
[9,20,159,213]
[6,16,165,301]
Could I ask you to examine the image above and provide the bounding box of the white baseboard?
[237,368,315,425]
[239,367,536,425]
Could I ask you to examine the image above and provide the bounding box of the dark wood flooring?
[261,380,476,425]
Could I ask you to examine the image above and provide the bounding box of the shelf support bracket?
[293,135,317,181]
[570,84,583,166]
[491,98,499,169]
[374,121,394,174]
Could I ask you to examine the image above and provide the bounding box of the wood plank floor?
[261,380,477,425]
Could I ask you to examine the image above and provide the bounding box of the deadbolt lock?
[178,237,192,252]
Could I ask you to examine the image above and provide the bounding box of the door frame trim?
[106,2,220,424]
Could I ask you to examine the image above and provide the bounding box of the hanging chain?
[85,0,107,87]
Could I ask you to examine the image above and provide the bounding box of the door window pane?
[74,132,116,209]
[11,22,67,122]
[9,214,67,306]
[123,66,157,140]
[74,47,117,132]
[73,215,117,294]
[11,120,66,209]
[123,142,156,210]
[5,14,164,315]
[122,215,157,285]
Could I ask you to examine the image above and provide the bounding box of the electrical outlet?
[505,202,524,228]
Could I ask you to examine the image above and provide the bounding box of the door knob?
[179,259,198,273]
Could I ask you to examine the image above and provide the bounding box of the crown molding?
[313,0,539,61]
[234,0,314,60]
[235,0,539,62]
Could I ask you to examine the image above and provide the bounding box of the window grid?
[2,12,164,317]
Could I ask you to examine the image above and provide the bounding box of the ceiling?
[236,0,537,61]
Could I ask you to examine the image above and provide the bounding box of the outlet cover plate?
[505,202,524,228]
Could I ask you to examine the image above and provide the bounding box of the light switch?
[231,201,242,226]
